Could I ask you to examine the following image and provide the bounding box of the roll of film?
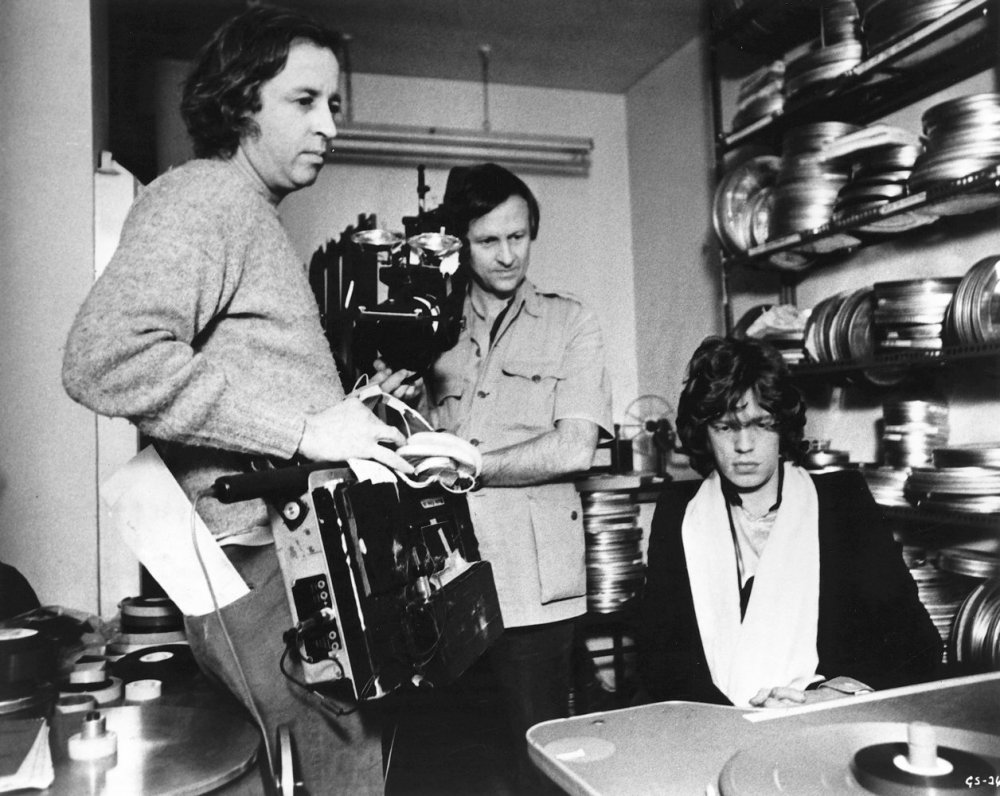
[124,678,162,704]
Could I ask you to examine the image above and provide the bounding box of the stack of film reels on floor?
[581,491,644,614]
[56,596,195,711]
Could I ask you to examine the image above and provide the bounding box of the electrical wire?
[278,643,358,717]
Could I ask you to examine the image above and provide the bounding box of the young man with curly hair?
[636,336,941,709]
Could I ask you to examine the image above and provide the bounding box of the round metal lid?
[937,548,1000,579]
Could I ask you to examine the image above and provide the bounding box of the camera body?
[309,167,473,381]
[353,250,460,373]
[269,466,503,701]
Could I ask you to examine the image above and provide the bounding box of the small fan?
[619,394,676,473]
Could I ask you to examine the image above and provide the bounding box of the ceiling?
[108,0,707,94]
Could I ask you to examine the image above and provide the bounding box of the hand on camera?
[298,397,414,473]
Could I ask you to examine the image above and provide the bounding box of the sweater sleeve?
[62,180,306,459]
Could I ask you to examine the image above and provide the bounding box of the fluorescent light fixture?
[326,122,593,175]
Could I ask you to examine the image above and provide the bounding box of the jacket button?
[477,390,488,398]
[470,439,480,446]
[531,374,541,383]
[571,510,578,520]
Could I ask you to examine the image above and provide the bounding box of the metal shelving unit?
[718,0,997,152]
[722,165,1000,274]
[790,339,1000,378]
[884,505,1000,531]
[708,3,1000,538]
[708,0,1000,330]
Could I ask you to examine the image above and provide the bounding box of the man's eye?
[297,97,314,107]
[329,101,342,116]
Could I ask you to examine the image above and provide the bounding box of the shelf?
[719,0,997,152]
[791,341,1000,379]
[883,505,1000,531]
[721,164,1000,274]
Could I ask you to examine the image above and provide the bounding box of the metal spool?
[933,443,1000,469]
[950,576,1000,671]
[580,490,644,614]
[946,256,1000,345]
[937,548,1000,581]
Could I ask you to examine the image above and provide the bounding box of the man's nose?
[734,427,754,451]
[316,107,338,141]
[497,239,514,265]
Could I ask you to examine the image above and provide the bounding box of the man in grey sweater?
[63,7,407,793]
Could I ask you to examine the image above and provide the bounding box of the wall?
[154,63,640,421]
[626,37,721,417]
[0,0,100,611]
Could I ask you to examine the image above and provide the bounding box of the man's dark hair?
[443,163,541,240]
[181,6,340,159]
[677,336,806,476]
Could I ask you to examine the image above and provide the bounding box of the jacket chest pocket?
[428,372,467,429]
[498,358,564,430]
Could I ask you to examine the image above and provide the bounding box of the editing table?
[527,672,1000,795]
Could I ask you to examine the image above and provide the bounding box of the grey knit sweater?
[63,159,344,536]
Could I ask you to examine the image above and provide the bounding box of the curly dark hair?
[180,6,341,159]
[677,336,806,476]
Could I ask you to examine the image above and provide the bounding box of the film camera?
[311,167,469,381]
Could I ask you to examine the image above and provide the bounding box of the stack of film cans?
[905,443,1000,516]
[581,491,644,614]
[860,0,965,55]
[902,546,979,665]
[910,93,1000,194]
[881,399,949,468]
[783,1,862,100]
[771,122,861,239]
[107,596,186,656]
[872,278,961,352]
[861,464,911,507]
[0,627,57,718]
[936,548,1000,666]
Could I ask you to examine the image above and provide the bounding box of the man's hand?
[298,397,414,473]
[749,684,846,708]
[370,358,422,405]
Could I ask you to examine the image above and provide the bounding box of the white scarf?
[682,462,820,706]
